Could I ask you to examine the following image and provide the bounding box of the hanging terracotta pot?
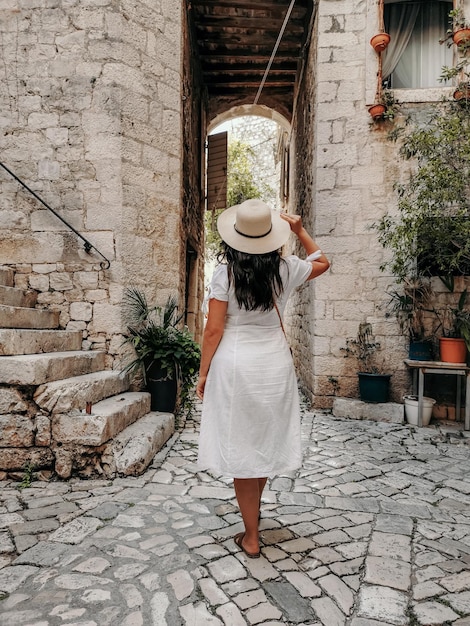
[368,103,386,120]
[453,85,470,102]
[439,337,467,364]
[370,32,391,53]
[452,28,470,46]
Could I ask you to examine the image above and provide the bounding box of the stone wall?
[0,0,184,365]
[181,4,206,341]
[289,0,410,408]
[286,6,319,405]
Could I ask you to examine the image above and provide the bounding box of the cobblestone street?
[1,404,470,626]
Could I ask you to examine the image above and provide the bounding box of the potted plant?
[439,8,470,104]
[440,8,470,48]
[433,289,470,363]
[386,277,434,360]
[122,288,201,413]
[368,90,400,122]
[342,322,391,403]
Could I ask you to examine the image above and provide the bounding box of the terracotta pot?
[370,32,391,53]
[452,28,470,46]
[368,104,386,120]
[453,86,470,102]
[439,337,467,364]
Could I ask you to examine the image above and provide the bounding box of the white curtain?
[383,1,453,88]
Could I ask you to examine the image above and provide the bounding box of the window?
[383,0,453,89]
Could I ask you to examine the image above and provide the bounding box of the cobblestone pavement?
[2,404,470,626]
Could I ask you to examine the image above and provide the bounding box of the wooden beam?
[207,77,295,87]
[197,31,303,45]
[199,51,295,61]
[193,17,306,32]
[203,61,298,72]
[190,0,309,12]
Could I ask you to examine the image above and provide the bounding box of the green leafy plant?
[381,89,400,121]
[433,289,470,349]
[369,89,400,123]
[439,8,470,47]
[386,277,433,342]
[439,8,470,106]
[17,462,35,491]
[122,289,201,406]
[373,101,470,285]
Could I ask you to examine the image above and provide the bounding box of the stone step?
[0,267,14,287]
[0,304,59,329]
[333,397,404,424]
[0,329,83,356]
[0,350,106,385]
[34,370,130,413]
[0,285,37,308]
[110,411,174,476]
[52,392,151,446]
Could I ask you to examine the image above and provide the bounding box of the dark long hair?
[218,242,285,311]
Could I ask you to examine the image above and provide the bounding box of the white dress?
[197,255,312,478]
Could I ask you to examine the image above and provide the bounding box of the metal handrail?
[0,161,111,269]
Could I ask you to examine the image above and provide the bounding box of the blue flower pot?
[358,372,391,403]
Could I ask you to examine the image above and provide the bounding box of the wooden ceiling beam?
[190,0,309,12]
[199,52,295,61]
[193,17,306,32]
[203,61,298,71]
[207,78,295,87]
[197,32,302,45]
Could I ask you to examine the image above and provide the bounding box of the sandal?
[234,532,260,559]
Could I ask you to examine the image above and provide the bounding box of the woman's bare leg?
[258,477,268,504]
[233,478,261,554]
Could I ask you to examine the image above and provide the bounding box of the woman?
[196,199,329,559]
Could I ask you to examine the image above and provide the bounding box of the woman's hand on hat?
[280,213,303,235]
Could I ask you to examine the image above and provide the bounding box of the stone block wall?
[289,0,410,408]
[0,0,185,365]
[181,4,206,341]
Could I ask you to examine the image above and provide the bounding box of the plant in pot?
[121,288,201,413]
[433,289,470,364]
[440,8,470,104]
[342,322,391,403]
[440,7,470,48]
[386,276,434,360]
[368,89,400,122]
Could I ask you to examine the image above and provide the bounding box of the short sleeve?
[209,264,229,301]
[283,255,312,289]
[202,264,229,314]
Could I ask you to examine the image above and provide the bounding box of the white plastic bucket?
[403,395,436,426]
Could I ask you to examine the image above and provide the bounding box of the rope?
[254,0,297,105]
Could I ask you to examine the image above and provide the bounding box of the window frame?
[366,0,466,106]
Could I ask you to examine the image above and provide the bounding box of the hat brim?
[217,205,291,254]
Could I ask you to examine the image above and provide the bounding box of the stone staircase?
[0,266,174,480]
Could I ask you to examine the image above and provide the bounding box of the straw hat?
[217,199,291,254]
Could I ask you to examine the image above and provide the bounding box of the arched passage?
[208,104,291,135]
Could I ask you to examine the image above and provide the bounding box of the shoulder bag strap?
[274,302,286,337]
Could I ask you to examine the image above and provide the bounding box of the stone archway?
[208,104,291,135]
